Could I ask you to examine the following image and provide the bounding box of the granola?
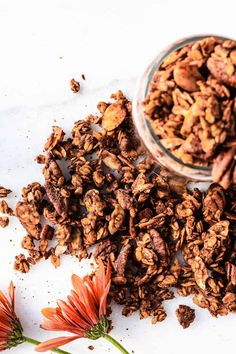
[176,305,195,328]
[0,200,13,215]
[143,36,236,188]
[6,89,235,326]
[0,216,9,228]
[0,186,11,198]
[70,78,80,93]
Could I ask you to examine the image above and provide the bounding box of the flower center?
[7,318,24,349]
[86,317,110,340]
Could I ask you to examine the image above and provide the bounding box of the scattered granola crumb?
[0,200,14,215]
[70,78,80,93]
[88,345,94,351]
[35,154,46,164]
[14,254,30,273]
[176,305,195,329]
[82,74,86,80]
[0,216,9,228]
[0,186,12,198]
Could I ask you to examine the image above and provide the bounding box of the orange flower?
[0,282,24,351]
[36,260,111,352]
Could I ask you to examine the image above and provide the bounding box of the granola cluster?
[176,305,195,328]
[143,37,236,188]
[70,78,81,93]
[4,90,235,325]
[0,187,13,228]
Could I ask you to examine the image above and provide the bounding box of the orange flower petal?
[99,281,111,318]
[8,282,14,310]
[68,291,95,325]
[35,335,80,352]
[94,260,111,304]
[41,320,85,335]
[83,277,99,306]
[41,307,57,319]
[41,308,68,327]
[0,291,11,312]
[57,300,90,330]
[71,274,83,293]
[0,321,12,332]
[74,282,99,324]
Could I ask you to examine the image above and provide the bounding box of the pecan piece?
[115,189,133,210]
[114,243,131,283]
[226,262,236,285]
[149,229,169,266]
[45,182,68,217]
[207,56,236,87]
[212,147,236,189]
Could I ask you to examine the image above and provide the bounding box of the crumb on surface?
[70,78,80,93]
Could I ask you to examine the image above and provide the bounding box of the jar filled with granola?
[133,35,236,188]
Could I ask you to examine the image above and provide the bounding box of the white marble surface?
[0,1,235,353]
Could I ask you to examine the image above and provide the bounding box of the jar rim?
[133,34,233,179]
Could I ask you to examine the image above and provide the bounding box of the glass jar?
[132,34,231,182]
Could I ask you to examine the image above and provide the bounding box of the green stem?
[23,336,71,354]
[103,334,130,354]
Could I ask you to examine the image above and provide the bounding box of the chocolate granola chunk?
[203,183,225,224]
[176,305,195,328]
[15,201,41,238]
[0,200,13,215]
[70,79,80,93]
[14,254,30,273]
[0,216,9,228]
[0,186,11,198]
